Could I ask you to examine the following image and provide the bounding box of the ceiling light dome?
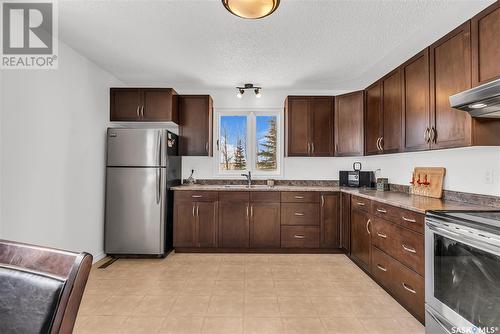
[222,0,280,19]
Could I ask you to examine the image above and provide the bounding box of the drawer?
[219,191,249,202]
[372,218,424,276]
[371,202,424,234]
[393,260,425,322]
[250,191,280,203]
[281,203,319,226]
[351,195,371,212]
[371,246,398,292]
[281,192,320,203]
[281,226,320,248]
[175,191,218,202]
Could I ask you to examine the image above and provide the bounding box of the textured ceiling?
[59,0,495,91]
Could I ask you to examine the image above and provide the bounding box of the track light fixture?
[236,84,262,99]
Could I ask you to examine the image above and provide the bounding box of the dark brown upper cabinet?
[110,88,178,122]
[179,95,213,156]
[430,22,473,150]
[402,49,431,152]
[334,91,364,157]
[472,1,500,86]
[285,96,334,157]
[364,82,383,156]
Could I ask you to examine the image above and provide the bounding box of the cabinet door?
[402,50,431,152]
[334,91,364,156]
[249,203,280,248]
[364,82,383,155]
[320,193,340,248]
[430,23,472,150]
[310,97,334,156]
[143,88,178,122]
[219,199,250,248]
[110,88,142,121]
[285,97,310,156]
[350,209,371,271]
[381,69,402,153]
[173,201,196,247]
[179,95,213,156]
[196,201,218,248]
[472,2,500,86]
[340,192,351,253]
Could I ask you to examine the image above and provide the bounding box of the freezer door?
[105,167,165,255]
[107,128,165,167]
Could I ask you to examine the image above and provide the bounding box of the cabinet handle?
[311,142,315,154]
[205,142,209,153]
[376,208,387,214]
[430,127,436,143]
[246,205,249,218]
[191,195,203,198]
[141,106,145,118]
[357,202,365,206]
[379,137,384,150]
[402,244,416,254]
[136,106,140,118]
[192,205,196,217]
[294,212,305,216]
[402,283,417,294]
[402,216,416,223]
[250,205,253,218]
[366,219,371,235]
[376,137,381,151]
[424,128,430,143]
[294,234,305,239]
[376,264,387,272]
[196,205,199,217]
[294,196,304,199]
[321,195,324,207]
[376,232,387,239]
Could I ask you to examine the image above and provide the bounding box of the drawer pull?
[294,234,305,239]
[357,202,366,206]
[376,208,387,214]
[366,219,371,235]
[294,196,305,199]
[191,195,203,198]
[402,283,417,294]
[376,232,387,239]
[294,212,305,216]
[376,264,387,272]
[402,216,417,223]
[402,244,417,254]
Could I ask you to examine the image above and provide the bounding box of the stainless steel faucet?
[241,171,252,187]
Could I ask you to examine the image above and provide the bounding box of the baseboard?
[92,252,106,264]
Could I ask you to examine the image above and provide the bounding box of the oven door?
[425,217,500,333]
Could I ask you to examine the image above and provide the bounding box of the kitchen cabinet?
[218,192,250,248]
[179,95,213,156]
[281,226,320,248]
[472,1,500,86]
[364,82,383,155]
[350,205,371,271]
[250,202,281,248]
[340,192,351,253]
[430,22,473,150]
[334,91,364,156]
[402,49,431,152]
[110,88,178,122]
[285,96,334,157]
[381,69,403,153]
[173,191,218,248]
[320,193,340,248]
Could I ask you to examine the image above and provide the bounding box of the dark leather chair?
[0,240,93,334]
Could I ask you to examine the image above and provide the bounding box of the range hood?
[449,78,500,118]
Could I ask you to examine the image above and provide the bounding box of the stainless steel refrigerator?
[105,128,181,257]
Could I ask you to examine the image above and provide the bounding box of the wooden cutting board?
[410,167,446,199]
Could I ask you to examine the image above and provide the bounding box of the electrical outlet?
[485,170,494,184]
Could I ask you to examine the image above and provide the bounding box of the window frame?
[214,108,283,178]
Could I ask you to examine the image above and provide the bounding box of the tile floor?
[74,253,425,334]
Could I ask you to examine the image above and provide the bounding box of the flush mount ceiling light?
[236,84,262,99]
[222,0,280,19]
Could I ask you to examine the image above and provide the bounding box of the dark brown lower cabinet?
[196,202,218,248]
[350,208,371,271]
[250,202,281,248]
[173,200,217,248]
[320,193,340,248]
[340,192,351,253]
[281,226,320,248]
[219,192,250,248]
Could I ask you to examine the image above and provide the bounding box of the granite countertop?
[172,184,494,214]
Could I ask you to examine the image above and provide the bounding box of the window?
[216,110,281,176]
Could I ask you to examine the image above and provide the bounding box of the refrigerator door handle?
[156,131,161,166]
[156,168,161,205]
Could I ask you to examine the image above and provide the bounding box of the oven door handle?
[425,306,453,334]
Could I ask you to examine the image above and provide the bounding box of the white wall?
[1,42,123,260]
[179,88,500,197]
